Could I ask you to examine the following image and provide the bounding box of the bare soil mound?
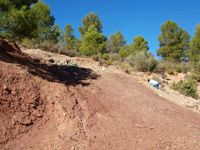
[0,39,31,64]
[0,64,44,144]
[0,40,99,147]
[0,40,44,144]
[1,41,200,150]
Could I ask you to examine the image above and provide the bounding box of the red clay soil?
[0,40,200,150]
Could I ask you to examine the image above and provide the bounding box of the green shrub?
[133,52,157,72]
[23,39,81,57]
[191,71,200,82]
[154,62,166,73]
[156,61,190,74]
[40,41,61,53]
[109,53,119,62]
[181,62,193,74]
[121,64,127,70]
[59,48,81,57]
[175,65,182,73]
[40,41,81,57]
[105,60,111,65]
[125,55,135,67]
[112,61,120,66]
[21,38,39,49]
[67,51,77,57]
[39,40,53,51]
[160,61,175,70]
[102,53,109,60]
[167,69,174,75]
[182,65,188,74]
[170,79,198,99]
[196,62,200,72]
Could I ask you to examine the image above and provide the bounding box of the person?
[148,79,160,89]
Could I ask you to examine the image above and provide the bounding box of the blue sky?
[42,0,200,58]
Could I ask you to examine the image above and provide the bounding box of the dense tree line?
[1,1,200,64]
[0,0,55,41]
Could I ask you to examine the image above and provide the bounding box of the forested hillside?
[1,0,200,97]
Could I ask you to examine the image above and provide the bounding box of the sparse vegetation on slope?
[170,79,198,99]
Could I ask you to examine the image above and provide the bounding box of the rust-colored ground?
[0,40,200,150]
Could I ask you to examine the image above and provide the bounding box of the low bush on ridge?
[126,52,157,72]
[167,68,174,75]
[175,65,182,73]
[170,79,198,99]
[191,71,200,82]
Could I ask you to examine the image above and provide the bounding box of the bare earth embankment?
[0,40,200,150]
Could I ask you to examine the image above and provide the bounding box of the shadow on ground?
[0,40,100,86]
[33,65,100,86]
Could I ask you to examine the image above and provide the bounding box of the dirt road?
[1,40,200,149]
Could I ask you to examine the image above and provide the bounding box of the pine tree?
[131,35,149,54]
[118,47,130,60]
[78,12,102,38]
[0,0,38,11]
[188,24,200,64]
[0,0,54,41]
[80,25,105,56]
[30,1,55,41]
[106,30,126,53]
[47,24,61,44]
[156,20,190,61]
[63,24,76,49]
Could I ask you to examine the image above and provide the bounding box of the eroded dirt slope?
[0,40,200,150]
